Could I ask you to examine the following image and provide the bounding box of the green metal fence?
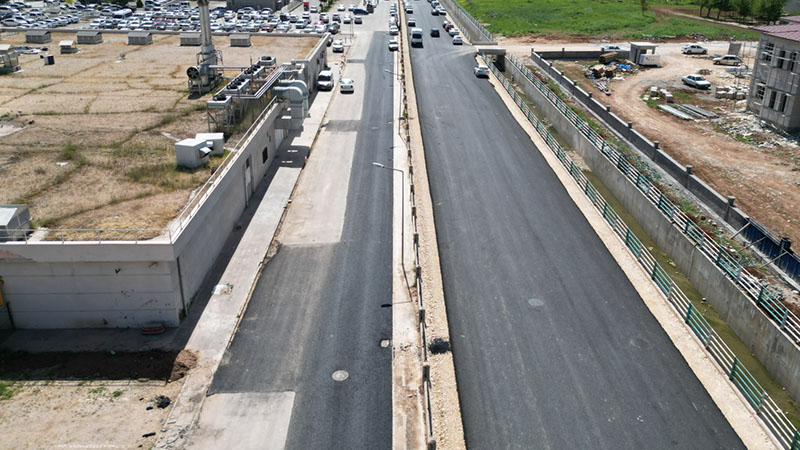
[483,55,800,449]
[506,53,800,349]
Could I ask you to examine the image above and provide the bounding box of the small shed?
[629,42,660,66]
[76,30,103,45]
[180,32,202,46]
[26,30,52,44]
[0,204,31,242]
[175,138,211,169]
[59,40,78,54]
[0,44,20,74]
[128,31,153,46]
[230,33,251,47]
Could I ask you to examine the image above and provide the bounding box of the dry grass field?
[0,32,318,235]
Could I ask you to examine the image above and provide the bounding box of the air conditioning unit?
[638,53,660,67]
[175,138,212,168]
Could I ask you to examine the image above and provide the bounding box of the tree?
[734,0,753,20]
[136,0,143,7]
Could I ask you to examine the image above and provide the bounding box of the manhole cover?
[528,298,544,308]
[380,339,391,348]
[332,370,349,382]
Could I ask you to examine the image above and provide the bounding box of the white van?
[410,27,423,47]
[317,70,334,91]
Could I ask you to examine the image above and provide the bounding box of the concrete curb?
[482,56,778,450]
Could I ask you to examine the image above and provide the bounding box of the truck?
[303,0,309,11]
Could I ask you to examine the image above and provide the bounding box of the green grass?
[585,170,800,428]
[456,0,760,39]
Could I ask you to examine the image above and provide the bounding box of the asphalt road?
[408,4,746,450]
[209,19,395,450]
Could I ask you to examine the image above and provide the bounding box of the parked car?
[713,54,742,65]
[452,35,462,45]
[430,28,439,37]
[388,38,398,51]
[340,78,354,93]
[448,27,459,36]
[332,39,344,52]
[342,14,351,23]
[317,70,334,91]
[353,7,369,15]
[681,43,708,55]
[600,44,624,52]
[474,64,489,78]
[682,74,711,89]
[389,25,398,35]
[337,4,345,11]
[354,16,362,24]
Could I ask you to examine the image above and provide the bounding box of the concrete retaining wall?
[528,51,749,230]
[507,59,800,403]
[0,101,287,329]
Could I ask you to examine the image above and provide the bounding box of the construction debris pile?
[585,62,637,95]
[713,112,800,149]
[715,85,748,100]
[643,87,718,121]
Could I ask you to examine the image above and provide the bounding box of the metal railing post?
[729,357,739,381]
[685,303,694,324]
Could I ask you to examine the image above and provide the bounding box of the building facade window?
[789,52,798,72]
[768,90,777,108]
[779,93,788,112]
[756,84,766,100]
[778,50,787,69]
[762,42,775,62]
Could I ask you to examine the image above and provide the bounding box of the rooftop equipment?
[0,204,31,242]
[76,31,103,45]
[186,0,222,96]
[26,30,51,44]
[230,33,251,47]
[0,44,20,74]
[195,133,225,155]
[128,32,153,45]
[175,138,212,169]
[180,32,202,47]
[59,40,77,54]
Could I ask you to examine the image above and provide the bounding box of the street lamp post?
[373,161,408,286]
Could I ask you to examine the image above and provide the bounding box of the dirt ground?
[0,349,197,449]
[502,38,800,249]
[0,32,318,237]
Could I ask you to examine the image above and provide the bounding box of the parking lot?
[0,0,377,34]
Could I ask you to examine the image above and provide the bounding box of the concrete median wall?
[507,59,800,402]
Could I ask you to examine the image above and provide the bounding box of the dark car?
[353,7,369,14]
[430,28,439,37]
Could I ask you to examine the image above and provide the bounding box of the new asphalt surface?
[408,4,746,449]
[209,28,395,450]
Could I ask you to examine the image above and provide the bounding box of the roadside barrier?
[483,54,800,449]
[506,53,800,350]
[398,6,436,448]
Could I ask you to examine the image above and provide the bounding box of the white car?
[474,65,489,78]
[713,55,742,66]
[682,74,711,89]
[342,14,351,23]
[452,35,462,45]
[388,38,398,51]
[682,44,708,55]
[332,39,344,52]
[340,78,354,93]
[348,4,355,10]
[448,27,459,36]
[389,25,398,35]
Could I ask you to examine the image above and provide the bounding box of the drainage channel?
[507,77,800,430]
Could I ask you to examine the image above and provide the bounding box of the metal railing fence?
[504,53,800,347]
[483,54,800,449]
[437,0,493,43]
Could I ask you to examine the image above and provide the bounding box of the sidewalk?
[155,69,340,449]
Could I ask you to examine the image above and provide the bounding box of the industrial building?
[747,20,800,132]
